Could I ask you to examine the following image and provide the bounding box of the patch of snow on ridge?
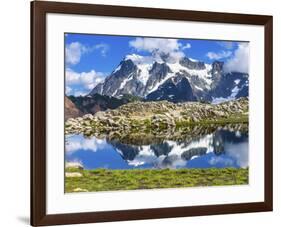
[125,54,154,85]
[205,63,212,72]
[127,145,157,167]
[100,84,104,94]
[166,134,214,157]
[146,72,175,95]
[212,85,242,104]
[116,148,124,156]
[139,145,156,156]
[111,89,118,97]
[190,155,199,160]
[167,61,186,74]
[184,134,214,154]
[234,79,241,85]
[194,85,204,91]
[137,63,152,85]
[166,141,187,156]
[230,86,240,98]
[112,65,121,74]
[189,58,198,62]
[119,72,134,90]
[167,61,213,88]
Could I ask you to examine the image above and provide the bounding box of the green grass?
[175,114,248,128]
[65,168,248,193]
[120,114,248,133]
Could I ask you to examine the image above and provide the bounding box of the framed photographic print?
[31,1,273,226]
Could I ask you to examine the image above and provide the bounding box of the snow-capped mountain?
[89,53,249,103]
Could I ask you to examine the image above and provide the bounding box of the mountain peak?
[179,57,206,70]
[89,53,248,103]
[125,53,166,65]
[212,61,224,70]
[125,53,144,62]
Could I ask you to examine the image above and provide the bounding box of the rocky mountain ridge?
[66,93,142,119]
[89,53,249,103]
[65,98,248,139]
[65,96,82,119]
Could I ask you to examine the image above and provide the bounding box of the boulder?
[73,188,88,192]
[83,114,94,120]
[65,172,83,178]
[66,162,84,170]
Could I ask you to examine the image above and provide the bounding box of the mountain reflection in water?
[65,124,248,170]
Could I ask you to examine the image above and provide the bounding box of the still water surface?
[65,125,248,170]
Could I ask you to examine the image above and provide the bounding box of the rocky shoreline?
[65,98,248,138]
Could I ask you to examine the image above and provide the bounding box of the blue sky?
[65,33,248,96]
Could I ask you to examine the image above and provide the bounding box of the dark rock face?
[90,83,103,94]
[210,61,224,88]
[180,57,206,70]
[211,72,248,99]
[89,59,139,97]
[211,61,224,75]
[212,131,225,155]
[150,143,174,157]
[236,85,249,98]
[181,147,207,160]
[145,62,172,93]
[66,94,140,119]
[108,140,140,161]
[146,75,197,102]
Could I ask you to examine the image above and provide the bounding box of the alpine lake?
[65,123,249,192]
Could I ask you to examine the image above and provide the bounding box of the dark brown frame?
[31,1,273,226]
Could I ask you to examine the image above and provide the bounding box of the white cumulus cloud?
[66,136,107,153]
[224,43,249,73]
[129,38,181,54]
[206,50,232,60]
[66,68,105,96]
[208,156,234,166]
[182,43,191,49]
[65,42,110,65]
[217,41,235,50]
[94,43,109,57]
[225,142,248,168]
[129,37,187,63]
[167,51,185,63]
[65,86,72,95]
[65,42,88,65]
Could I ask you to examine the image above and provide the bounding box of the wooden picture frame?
[31,1,273,226]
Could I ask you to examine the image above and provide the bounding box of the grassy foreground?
[65,168,248,193]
